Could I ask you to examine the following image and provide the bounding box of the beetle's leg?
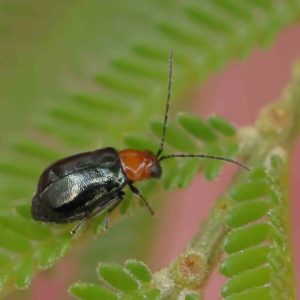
[103,194,125,232]
[70,191,125,235]
[128,184,156,217]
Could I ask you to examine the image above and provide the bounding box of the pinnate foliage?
[0,0,299,298]
[220,158,290,300]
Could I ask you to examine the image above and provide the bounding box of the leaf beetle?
[31,51,250,234]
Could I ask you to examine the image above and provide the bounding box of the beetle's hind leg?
[70,191,125,235]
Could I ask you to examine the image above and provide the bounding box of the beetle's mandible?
[31,51,250,234]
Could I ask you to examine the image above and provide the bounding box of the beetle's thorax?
[119,149,162,182]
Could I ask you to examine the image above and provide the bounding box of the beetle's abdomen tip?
[31,194,46,222]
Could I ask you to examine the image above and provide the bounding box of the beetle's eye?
[151,165,162,178]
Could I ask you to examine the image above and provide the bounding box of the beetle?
[31,51,250,234]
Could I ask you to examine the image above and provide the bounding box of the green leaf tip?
[223,223,270,254]
[229,180,270,201]
[208,115,236,136]
[177,113,217,142]
[15,258,35,289]
[220,246,270,277]
[221,266,271,298]
[225,201,269,228]
[270,154,284,171]
[125,259,152,283]
[98,263,140,292]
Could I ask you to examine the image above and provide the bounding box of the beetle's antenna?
[159,153,250,171]
[156,52,250,172]
[156,51,173,157]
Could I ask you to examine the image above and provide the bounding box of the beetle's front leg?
[128,183,156,217]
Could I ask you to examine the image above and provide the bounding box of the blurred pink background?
[31,24,300,299]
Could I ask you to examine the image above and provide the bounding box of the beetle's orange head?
[119,149,162,182]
